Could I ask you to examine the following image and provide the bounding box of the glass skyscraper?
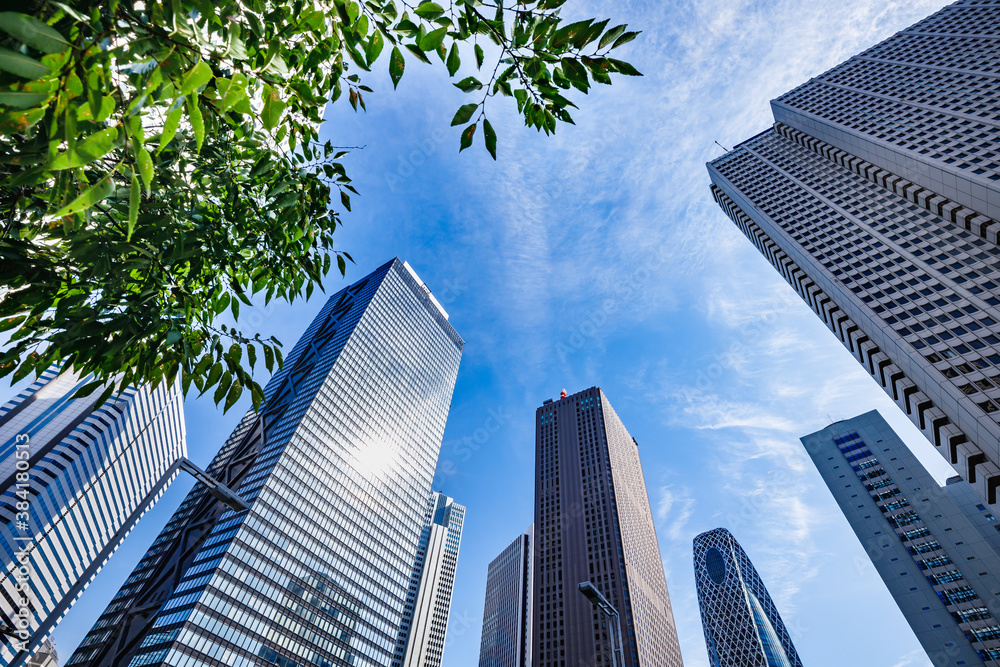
[0,367,186,667]
[533,387,683,667]
[67,258,464,667]
[477,526,533,667]
[708,0,1000,507]
[802,410,1000,666]
[693,528,803,667]
[393,491,465,667]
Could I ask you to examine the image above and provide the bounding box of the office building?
[393,491,466,667]
[802,410,1000,665]
[708,0,1000,506]
[67,258,464,667]
[0,367,186,667]
[533,387,683,667]
[477,526,533,667]
[693,528,803,667]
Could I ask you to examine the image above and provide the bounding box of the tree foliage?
[0,0,640,410]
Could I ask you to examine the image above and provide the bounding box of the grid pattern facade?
[477,527,533,667]
[68,258,464,667]
[709,0,1000,508]
[0,368,186,667]
[772,0,1000,221]
[394,492,465,667]
[692,528,802,667]
[532,387,683,667]
[802,411,1000,666]
[709,123,1000,507]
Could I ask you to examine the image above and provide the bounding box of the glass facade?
[708,0,1000,508]
[692,528,803,667]
[0,367,186,667]
[477,526,533,667]
[68,258,464,667]
[393,491,465,667]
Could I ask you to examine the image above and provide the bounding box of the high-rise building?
[692,528,803,667]
[708,0,1000,507]
[0,367,186,667]
[393,491,466,667]
[802,410,1000,666]
[477,526,533,667]
[67,258,464,667]
[533,387,683,667]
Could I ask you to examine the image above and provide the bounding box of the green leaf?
[451,103,477,126]
[51,171,115,218]
[612,31,640,49]
[136,147,153,193]
[483,117,496,160]
[128,167,139,240]
[459,122,476,152]
[340,189,351,211]
[166,329,182,345]
[186,96,204,153]
[263,345,274,372]
[366,29,384,65]
[50,126,118,170]
[157,105,182,154]
[609,58,642,76]
[213,371,232,405]
[218,74,248,112]
[0,48,50,79]
[0,12,70,54]
[0,106,44,134]
[599,24,627,49]
[414,2,445,19]
[418,27,447,52]
[475,44,484,69]
[0,91,49,108]
[224,379,243,412]
[453,76,482,93]
[178,61,213,96]
[389,46,404,89]
[446,43,460,77]
[72,379,107,399]
[261,84,286,130]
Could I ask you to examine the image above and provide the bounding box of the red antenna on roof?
[560,388,567,399]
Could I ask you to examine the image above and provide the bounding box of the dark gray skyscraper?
[693,528,803,667]
[67,258,464,667]
[478,526,533,667]
[803,410,1000,666]
[533,387,683,667]
[0,368,185,667]
[708,0,1000,507]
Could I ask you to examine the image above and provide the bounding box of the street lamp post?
[578,581,624,667]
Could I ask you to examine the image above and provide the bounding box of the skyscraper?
[393,491,466,667]
[708,0,1000,507]
[692,528,803,667]
[67,258,464,667]
[0,367,186,667]
[802,410,1000,665]
[533,387,683,667]
[478,526,533,667]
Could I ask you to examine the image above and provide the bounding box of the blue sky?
[3,0,965,665]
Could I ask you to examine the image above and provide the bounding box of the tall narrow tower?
[708,0,1000,507]
[802,410,1000,666]
[693,528,803,667]
[533,387,683,667]
[0,368,185,667]
[394,491,466,667]
[68,258,464,667]
[478,526,533,667]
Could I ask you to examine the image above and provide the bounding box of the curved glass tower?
[693,528,802,667]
